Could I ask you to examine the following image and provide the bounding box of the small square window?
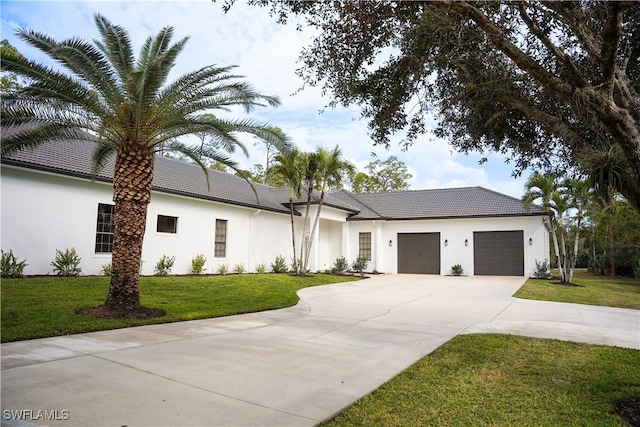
[157,215,178,233]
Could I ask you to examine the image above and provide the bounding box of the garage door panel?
[398,233,440,274]
[474,231,524,276]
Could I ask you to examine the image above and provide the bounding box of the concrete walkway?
[2,275,638,426]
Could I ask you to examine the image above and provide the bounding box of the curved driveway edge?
[2,275,639,426]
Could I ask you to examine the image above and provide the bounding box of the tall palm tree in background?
[1,14,290,315]
[269,149,304,272]
[563,178,592,283]
[581,145,630,277]
[302,146,354,273]
[522,171,565,281]
[551,190,570,283]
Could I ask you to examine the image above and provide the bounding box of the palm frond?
[93,14,134,88]
[91,141,117,179]
[1,50,110,118]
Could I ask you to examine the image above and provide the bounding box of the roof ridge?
[354,185,487,196]
[474,185,522,202]
[334,189,385,218]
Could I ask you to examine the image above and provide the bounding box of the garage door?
[398,233,441,274]
[473,231,524,276]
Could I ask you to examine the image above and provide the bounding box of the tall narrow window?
[215,219,227,258]
[157,215,178,233]
[95,203,115,253]
[359,232,372,261]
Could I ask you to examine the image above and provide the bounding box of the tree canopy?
[351,156,412,193]
[0,39,24,92]
[237,0,640,210]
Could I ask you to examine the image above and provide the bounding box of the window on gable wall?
[215,219,227,257]
[157,215,178,233]
[359,232,372,261]
[95,203,115,253]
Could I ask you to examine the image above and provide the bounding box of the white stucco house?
[1,139,549,277]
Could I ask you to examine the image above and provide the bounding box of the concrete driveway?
[2,275,638,426]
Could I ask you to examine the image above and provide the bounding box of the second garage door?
[473,231,524,276]
[397,233,441,274]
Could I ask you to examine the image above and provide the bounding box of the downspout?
[248,209,261,272]
[372,220,376,273]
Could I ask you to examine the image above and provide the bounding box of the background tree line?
[523,171,640,282]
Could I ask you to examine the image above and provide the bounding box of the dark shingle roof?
[331,187,546,220]
[1,139,293,214]
[2,139,545,220]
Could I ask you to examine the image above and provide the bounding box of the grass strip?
[1,273,359,342]
[514,270,640,310]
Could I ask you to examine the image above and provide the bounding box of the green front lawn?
[323,334,640,426]
[0,274,360,343]
[514,270,640,310]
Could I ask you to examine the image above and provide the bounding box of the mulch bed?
[77,305,166,319]
[616,397,640,427]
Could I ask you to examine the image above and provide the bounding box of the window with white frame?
[95,203,115,253]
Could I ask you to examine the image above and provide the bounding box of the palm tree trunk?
[104,143,154,310]
[304,185,326,273]
[550,222,564,282]
[288,195,298,272]
[298,183,313,276]
[568,217,581,284]
[559,223,568,283]
[609,200,616,276]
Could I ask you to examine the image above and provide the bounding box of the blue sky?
[1,0,532,198]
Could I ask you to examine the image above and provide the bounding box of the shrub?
[1,249,28,278]
[450,264,464,276]
[271,255,287,273]
[154,255,175,276]
[351,256,368,277]
[190,254,207,275]
[255,264,267,274]
[234,263,245,274]
[51,248,82,276]
[100,263,112,276]
[331,256,350,275]
[216,264,229,275]
[532,259,552,279]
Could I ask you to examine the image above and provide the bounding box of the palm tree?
[1,14,290,315]
[551,191,570,283]
[269,149,304,272]
[581,145,628,276]
[302,146,354,273]
[563,178,592,283]
[522,171,565,281]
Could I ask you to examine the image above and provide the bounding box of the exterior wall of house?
[1,166,294,276]
[2,165,548,278]
[142,192,293,275]
[343,216,548,276]
[294,205,349,272]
